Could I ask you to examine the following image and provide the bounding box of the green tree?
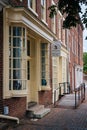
[48,0,87,35]
[83,52,87,73]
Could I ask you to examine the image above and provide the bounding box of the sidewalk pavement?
[8,86,87,130]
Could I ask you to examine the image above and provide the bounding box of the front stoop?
[34,108,50,119]
[26,104,51,119]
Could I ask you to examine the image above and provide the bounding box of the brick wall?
[38,90,52,106]
[9,0,27,7]
[0,10,3,114]
[3,97,26,117]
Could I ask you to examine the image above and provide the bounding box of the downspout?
[0,114,19,124]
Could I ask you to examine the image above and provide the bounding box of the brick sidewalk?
[7,88,87,130]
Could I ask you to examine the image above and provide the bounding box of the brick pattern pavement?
[7,88,87,130]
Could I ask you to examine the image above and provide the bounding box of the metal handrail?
[54,87,59,106]
[75,83,85,108]
[59,82,71,98]
[54,82,70,106]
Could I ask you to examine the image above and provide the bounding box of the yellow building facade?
[3,7,57,107]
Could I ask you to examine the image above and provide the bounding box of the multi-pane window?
[41,43,49,86]
[51,16,56,33]
[27,61,30,80]
[41,0,46,21]
[52,57,58,89]
[9,26,27,90]
[27,39,30,80]
[28,0,36,12]
[57,9,62,41]
[27,40,30,56]
[51,0,56,33]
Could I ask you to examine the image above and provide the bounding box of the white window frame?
[41,0,46,22]
[51,0,56,33]
[28,0,38,16]
[52,57,58,89]
[41,43,50,87]
[51,15,56,34]
[9,26,27,91]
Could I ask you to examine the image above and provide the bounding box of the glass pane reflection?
[13,48,21,57]
[13,59,21,68]
[13,80,22,90]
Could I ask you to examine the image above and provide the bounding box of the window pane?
[13,70,21,79]
[42,57,45,64]
[13,48,21,57]
[9,26,27,91]
[23,28,25,37]
[41,50,45,56]
[9,80,11,90]
[27,40,30,56]
[13,38,21,47]
[13,59,21,68]
[42,72,45,78]
[42,65,45,70]
[27,61,30,80]
[41,0,45,6]
[41,79,47,86]
[41,43,46,49]
[41,43,49,86]
[9,69,11,79]
[41,7,44,19]
[13,80,22,90]
[29,0,32,8]
[13,27,22,36]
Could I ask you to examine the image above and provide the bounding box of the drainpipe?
[0,114,19,124]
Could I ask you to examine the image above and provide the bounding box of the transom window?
[9,26,27,90]
[41,43,50,86]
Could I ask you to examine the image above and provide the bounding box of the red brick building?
[0,0,83,118]
[68,24,83,91]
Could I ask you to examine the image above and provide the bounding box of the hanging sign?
[51,41,61,57]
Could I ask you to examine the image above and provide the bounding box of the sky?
[82,5,87,52]
[83,29,87,52]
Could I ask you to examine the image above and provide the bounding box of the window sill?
[28,7,38,17]
[41,19,48,26]
[11,90,27,97]
[41,86,51,91]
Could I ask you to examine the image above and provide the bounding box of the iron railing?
[59,82,71,98]
[54,82,70,106]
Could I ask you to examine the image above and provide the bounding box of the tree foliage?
[48,0,87,31]
[83,52,87,73]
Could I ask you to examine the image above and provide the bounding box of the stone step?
[26,104,50,119]
[28,104,44,113]
[34,108,51,119]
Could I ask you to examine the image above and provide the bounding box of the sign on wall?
[51,41,61,57]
